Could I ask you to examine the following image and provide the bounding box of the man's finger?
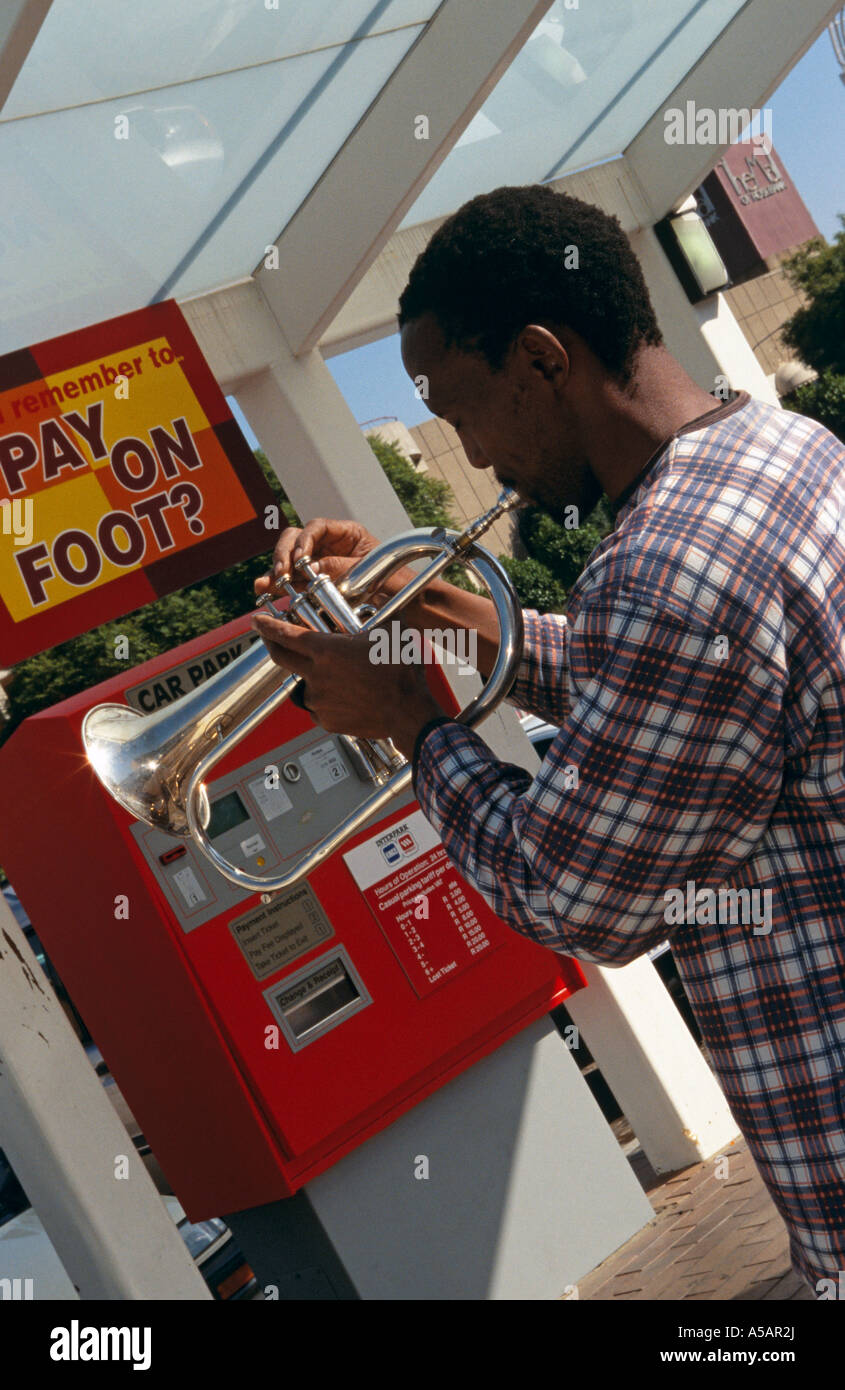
[250,615,313,671]
[272,519,332,580]
[251,614,314,649]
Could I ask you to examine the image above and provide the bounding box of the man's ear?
[518,324,569,386]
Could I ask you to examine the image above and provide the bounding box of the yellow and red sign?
[0,301,275,666]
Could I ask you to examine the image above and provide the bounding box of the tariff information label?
[228,885,334,981]
[343,809,496,997]
[0,300,275,665]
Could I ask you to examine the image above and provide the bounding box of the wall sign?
[0,301,275,665]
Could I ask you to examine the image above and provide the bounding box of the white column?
[0,893,210,1300]
[236,349,411,532]
[305,1018,653,1300]
[693,290,781,406]
[565,961,739,1173]
[181,281,411,534]
[630,225,779,406]
[0,1,52,109]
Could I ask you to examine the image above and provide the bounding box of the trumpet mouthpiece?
[456,487,522,550]
[496,487,522,513]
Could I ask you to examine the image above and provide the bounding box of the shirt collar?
[609,390,750,521]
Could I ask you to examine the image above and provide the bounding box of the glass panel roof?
[400,0,747,228]
[0,0,434,353]
[3,0,434,118]
[0,0,751,355]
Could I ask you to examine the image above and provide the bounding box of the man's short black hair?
[398,184,663,382]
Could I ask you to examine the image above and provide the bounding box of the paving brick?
[765,1270,808,1300]
[578,1135,796,1302]
[734,1275,781,1301]
[672,1210,734,1250]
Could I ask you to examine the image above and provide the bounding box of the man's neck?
[586,347,724,504]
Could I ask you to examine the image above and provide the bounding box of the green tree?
[778,217,845,444]
[367,435,458,527]
[781,373,845,444]
[502,497,613,613]
[518,500,613,590]
[778,216,844,444]
[780,219,845,375]
[1,592,232,739]
[499,555,569,613]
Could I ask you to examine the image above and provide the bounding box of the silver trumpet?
[83,489,523,898]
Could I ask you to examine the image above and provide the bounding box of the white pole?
[0,892,210,1300]
[566,959,740,1173]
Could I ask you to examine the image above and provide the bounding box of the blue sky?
[233,26,844,444]
[766,27,844,243]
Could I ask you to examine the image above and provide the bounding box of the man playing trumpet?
[253,184,845,1295]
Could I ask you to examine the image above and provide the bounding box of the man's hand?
[251,612,445,759]
[254,517,414,603]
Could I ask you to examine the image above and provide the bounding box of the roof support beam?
[256,0,554,357]
[624,0,841,221]
[0,0,52,112]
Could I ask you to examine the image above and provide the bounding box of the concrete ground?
[576,1125,815,1302]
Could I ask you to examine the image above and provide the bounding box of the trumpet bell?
[82,702,209,836]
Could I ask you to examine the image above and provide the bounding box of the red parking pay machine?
[0,617,585,1220]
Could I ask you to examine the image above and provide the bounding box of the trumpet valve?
[294,555,321,583]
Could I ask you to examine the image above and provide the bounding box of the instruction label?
[228,885,334,981]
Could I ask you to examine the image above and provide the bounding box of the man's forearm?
[375,569,501,678]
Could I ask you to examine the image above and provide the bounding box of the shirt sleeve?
[507,609,573,726]
[413,591,785,964]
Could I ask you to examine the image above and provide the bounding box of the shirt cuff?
[411,715,455,773]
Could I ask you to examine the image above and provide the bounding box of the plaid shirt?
[414,394,845,1288]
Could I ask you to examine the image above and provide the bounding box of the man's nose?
[459,432,489,471]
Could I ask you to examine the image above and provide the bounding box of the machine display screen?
[207,791,250,841]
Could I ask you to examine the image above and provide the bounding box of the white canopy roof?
[0,0,833,357]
